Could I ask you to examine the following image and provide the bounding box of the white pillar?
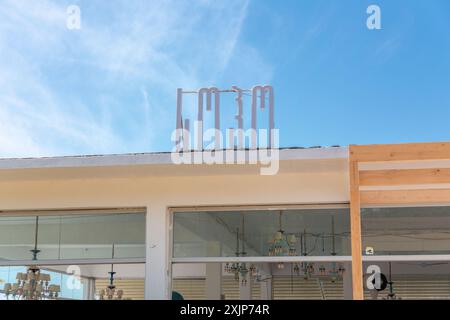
[205,263,222,300]
[205,241,222,300]
[259,279,272,300]
[145,204,169,299]
[84,277,96,300]
[258,263,272,300]
[343,262,353,300]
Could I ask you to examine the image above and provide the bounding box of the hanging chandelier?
[317,217,345,282]
[288,216,346,281]
[293,261,315,279]
[384,262,400,300]
[224,216,258,286]
[267,211,297,270]
[293,230,315,278]
[224,261,258,284]
[3,267,60,300]
[3,217,60,300]
[98,244,125,300]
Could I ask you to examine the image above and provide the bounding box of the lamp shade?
[288,234,297,244]
[16,272,27,281]
[39,273,51,282]
[48,284,61,292]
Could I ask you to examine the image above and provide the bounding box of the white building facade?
[2,144,450,300]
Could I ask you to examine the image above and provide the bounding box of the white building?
[1,142,450,300]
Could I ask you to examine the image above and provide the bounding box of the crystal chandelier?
[293,261,315,279]
[224,260,258,285]
[293,230,315,278]
[98,244,125,300]
[290,217,345,281]
[3,267,60,300]
[317,217,345,282]
[267,211,297,270]
[224,216,258,286]
[3,217,60,300]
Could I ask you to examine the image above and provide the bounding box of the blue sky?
[1,0,450,157]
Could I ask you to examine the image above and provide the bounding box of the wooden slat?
[351,142,450,300]
[350,142,450,162]
[359,168,450,186]
[361,189,450,205]
[349,160,364,300]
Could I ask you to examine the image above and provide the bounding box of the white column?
[343,262,353,300]
[145,204,169,300]
[205,263,222,300]
[258,263,272,300]
[259,280,272,300]
[84,277,96,300]
[205,241,222,300]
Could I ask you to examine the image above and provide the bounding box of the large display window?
[171,261,352,300]
[173,206,351,258]
[363,261,450,300]
[0,263,145,300]
[0,210,146,263]
[362,206,450,256]
[0,209,146,300]
[361,205,450,299]
[171,205,353,300]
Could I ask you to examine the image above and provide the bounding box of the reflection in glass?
[362,206,450,255]
[172,262,351,300]
[363,261,450,300]
[0,212,145,261]
[173,208,350,258]
[0,263,145,300]
[0,266,85,300]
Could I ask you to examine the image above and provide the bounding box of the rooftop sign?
[171,85,279,175]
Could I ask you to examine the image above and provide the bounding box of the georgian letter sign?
[175,85,276,151]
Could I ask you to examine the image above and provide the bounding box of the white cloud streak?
[0,0,270,158]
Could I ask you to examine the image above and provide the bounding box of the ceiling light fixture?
[3,216,60,300]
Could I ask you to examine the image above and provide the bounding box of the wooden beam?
[349,160,364,300]
[359,168,450,186]
[361,189,450,205]
[350,142,450,162]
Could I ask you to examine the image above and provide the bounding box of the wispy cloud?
[0,0,270,158]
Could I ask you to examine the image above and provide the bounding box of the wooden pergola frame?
[349,142,450,299]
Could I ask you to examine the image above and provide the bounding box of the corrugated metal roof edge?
[0,146,349,170]
[0,145,343,161]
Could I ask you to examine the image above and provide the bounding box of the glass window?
[0,266,86,300]
[0,211,146,262]
[172,207,350,258]
[362,206,450,256]
[172,261,351,300]
[363,261,450,300]
[58,213,145,260]
[0,263,145,300]
[0,217,36,260]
